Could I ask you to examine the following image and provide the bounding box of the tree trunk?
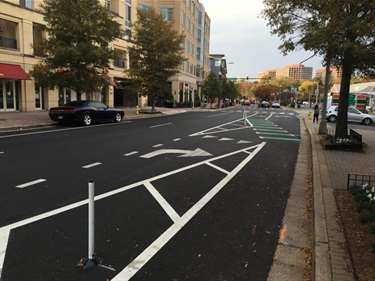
[335,51,354,139]
[318,53,332,135]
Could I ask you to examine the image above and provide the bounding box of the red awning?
[0,63,31,80]
[103,74,117,86]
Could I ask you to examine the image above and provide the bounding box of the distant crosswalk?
[248,118,301,142]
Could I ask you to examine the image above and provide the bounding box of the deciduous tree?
[262,0,375,138]
[202,72,221,108]
[125,8,185,112]
[30,0,124,100]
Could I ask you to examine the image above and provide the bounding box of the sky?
[200,0,324,79]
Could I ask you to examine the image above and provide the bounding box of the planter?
[321,135,363,151]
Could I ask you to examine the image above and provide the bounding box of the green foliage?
[350,184,375,251]
[201,72,221,102]
[125,8,185,111]
[29,0,124,99]
[262,0,375,138]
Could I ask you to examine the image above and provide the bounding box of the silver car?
[326,106,375,125]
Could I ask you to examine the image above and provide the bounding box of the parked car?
[271,100,281,108]
[259,101,270,108]
[326,106,375,125]
[243,100,251,105]
[49,100,125,126]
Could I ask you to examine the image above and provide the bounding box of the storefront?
[0,63,31,112]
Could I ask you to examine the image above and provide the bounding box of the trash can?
[308,112,312,119]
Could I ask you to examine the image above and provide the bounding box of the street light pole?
[318,64,331,135]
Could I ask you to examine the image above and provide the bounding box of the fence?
[347,174,375,190]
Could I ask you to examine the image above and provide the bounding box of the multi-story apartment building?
[259,64,313,81]
[0,0,210,112]
[132,0,210,104]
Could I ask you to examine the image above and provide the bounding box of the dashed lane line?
[124,151,139,156]
[15,179,47,189]
[82,162,102,169]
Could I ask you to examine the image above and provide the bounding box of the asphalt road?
[0,106,301,281]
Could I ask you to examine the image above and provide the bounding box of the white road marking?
[202,135,218,138]
[218,137,234,141]
[206,162,230,174]
[190,115,257,137]
[152,144,163,148]
[0,152,4,154]
[0,122,132,139]
[15,179,47,189]
[237,140,252,144]
[0,143,265,277]
[144,182,180,223]
[113,142,266,280]
[140,148,212,158]
[82,162,102,169]
[173,138,181,142]
[149,123,172,128]
[124,151,139,156]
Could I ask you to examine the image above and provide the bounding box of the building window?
[160,7,173,22]
[114,50,126,69]
[140,4,151,13]
[105,0,111,10]
[125,1,131,28]
[181,11,185,26]
[20,0,33,9]
[187,17,191,33]
[33,23,45,56]
[196,47,201,60]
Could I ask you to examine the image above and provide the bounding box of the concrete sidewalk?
[1,106,374,280]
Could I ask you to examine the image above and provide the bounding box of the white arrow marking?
[140,148,212,159]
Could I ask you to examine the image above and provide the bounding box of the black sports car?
[49,100,125,126]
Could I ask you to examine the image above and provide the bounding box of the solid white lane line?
[144,182,180,223]
[15,179,47,189]
[149,123,172,128]
[82,162,102,169]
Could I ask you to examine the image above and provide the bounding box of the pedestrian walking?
[313,104,319,123]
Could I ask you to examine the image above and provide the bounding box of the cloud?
[200,0,323,77]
